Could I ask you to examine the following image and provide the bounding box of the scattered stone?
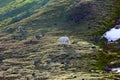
[17,26,27,39]
[82,78,85,80]
[61,61,65,64]
[0,76,18,80]
[0,56,4,62]
[35,34,42,40]
[54,23,57,25]
[88,26,91,29]
[72,41,78,44]
[90,36,101,42]
[115,24,120,29]
[65,60,70,65]
[0,65,10,71]
[71,75,77,78]
[34,59,40,69]
[51,57,58,62]
[11,35,23,40]
[32,72,36,77]
[6,28,16,33]
[114,45,120,49]
[18,26,24,32]
[91,46,96,49]
[59,54,69,59]
[34,77,48,80]
[0,47,5,51]
[24,40,39,44]
[26,77,29,80]
[104,66,111,72]
[68,74,77,79]
[46,60,51,64]
[110,63,120,68]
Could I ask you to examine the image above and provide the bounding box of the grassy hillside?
[0,0,57,28]
[0,0,120,80]
[91,1,120,78]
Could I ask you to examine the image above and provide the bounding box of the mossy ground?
[0,0,120,80]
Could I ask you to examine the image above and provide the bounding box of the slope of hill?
[0,0,58,27]
[0,0,120,80]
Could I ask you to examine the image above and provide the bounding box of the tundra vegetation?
[0,0,120,80]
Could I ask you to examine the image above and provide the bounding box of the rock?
[0,56,4,62]
[0,47,5,51]
[32,72,36,77]
[91,46,96,49]
[18,26,24,32]
[0,65,10,71]
[24,40,39,44]
[108,62,120,68]
[71,75,77,78]
[59,54,69,59]
[82,78,85,80]
[104,66,111,72]
[90,36,101,42]
[115,24,120,29]
[0,76,18,80]
[5,28,16,33]
[34,59,40,69]
[34,77,48,80]
[114,45,120,49]
[35,35,42,40]
[61,61,65,64]
[72,41,78,44]
[46,60,51,64]
[51,57,58,62]
[88,26,91,29]
[68,74,77,79]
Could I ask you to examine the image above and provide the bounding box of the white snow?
[102,25,120,42]
[111,68,120,72]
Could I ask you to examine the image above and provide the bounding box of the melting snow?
[102,25,120,42]
[111,68,120,72]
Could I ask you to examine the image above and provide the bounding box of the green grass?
[91,0,120,73]
[0,0,61,27]
[0,0,120,80]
